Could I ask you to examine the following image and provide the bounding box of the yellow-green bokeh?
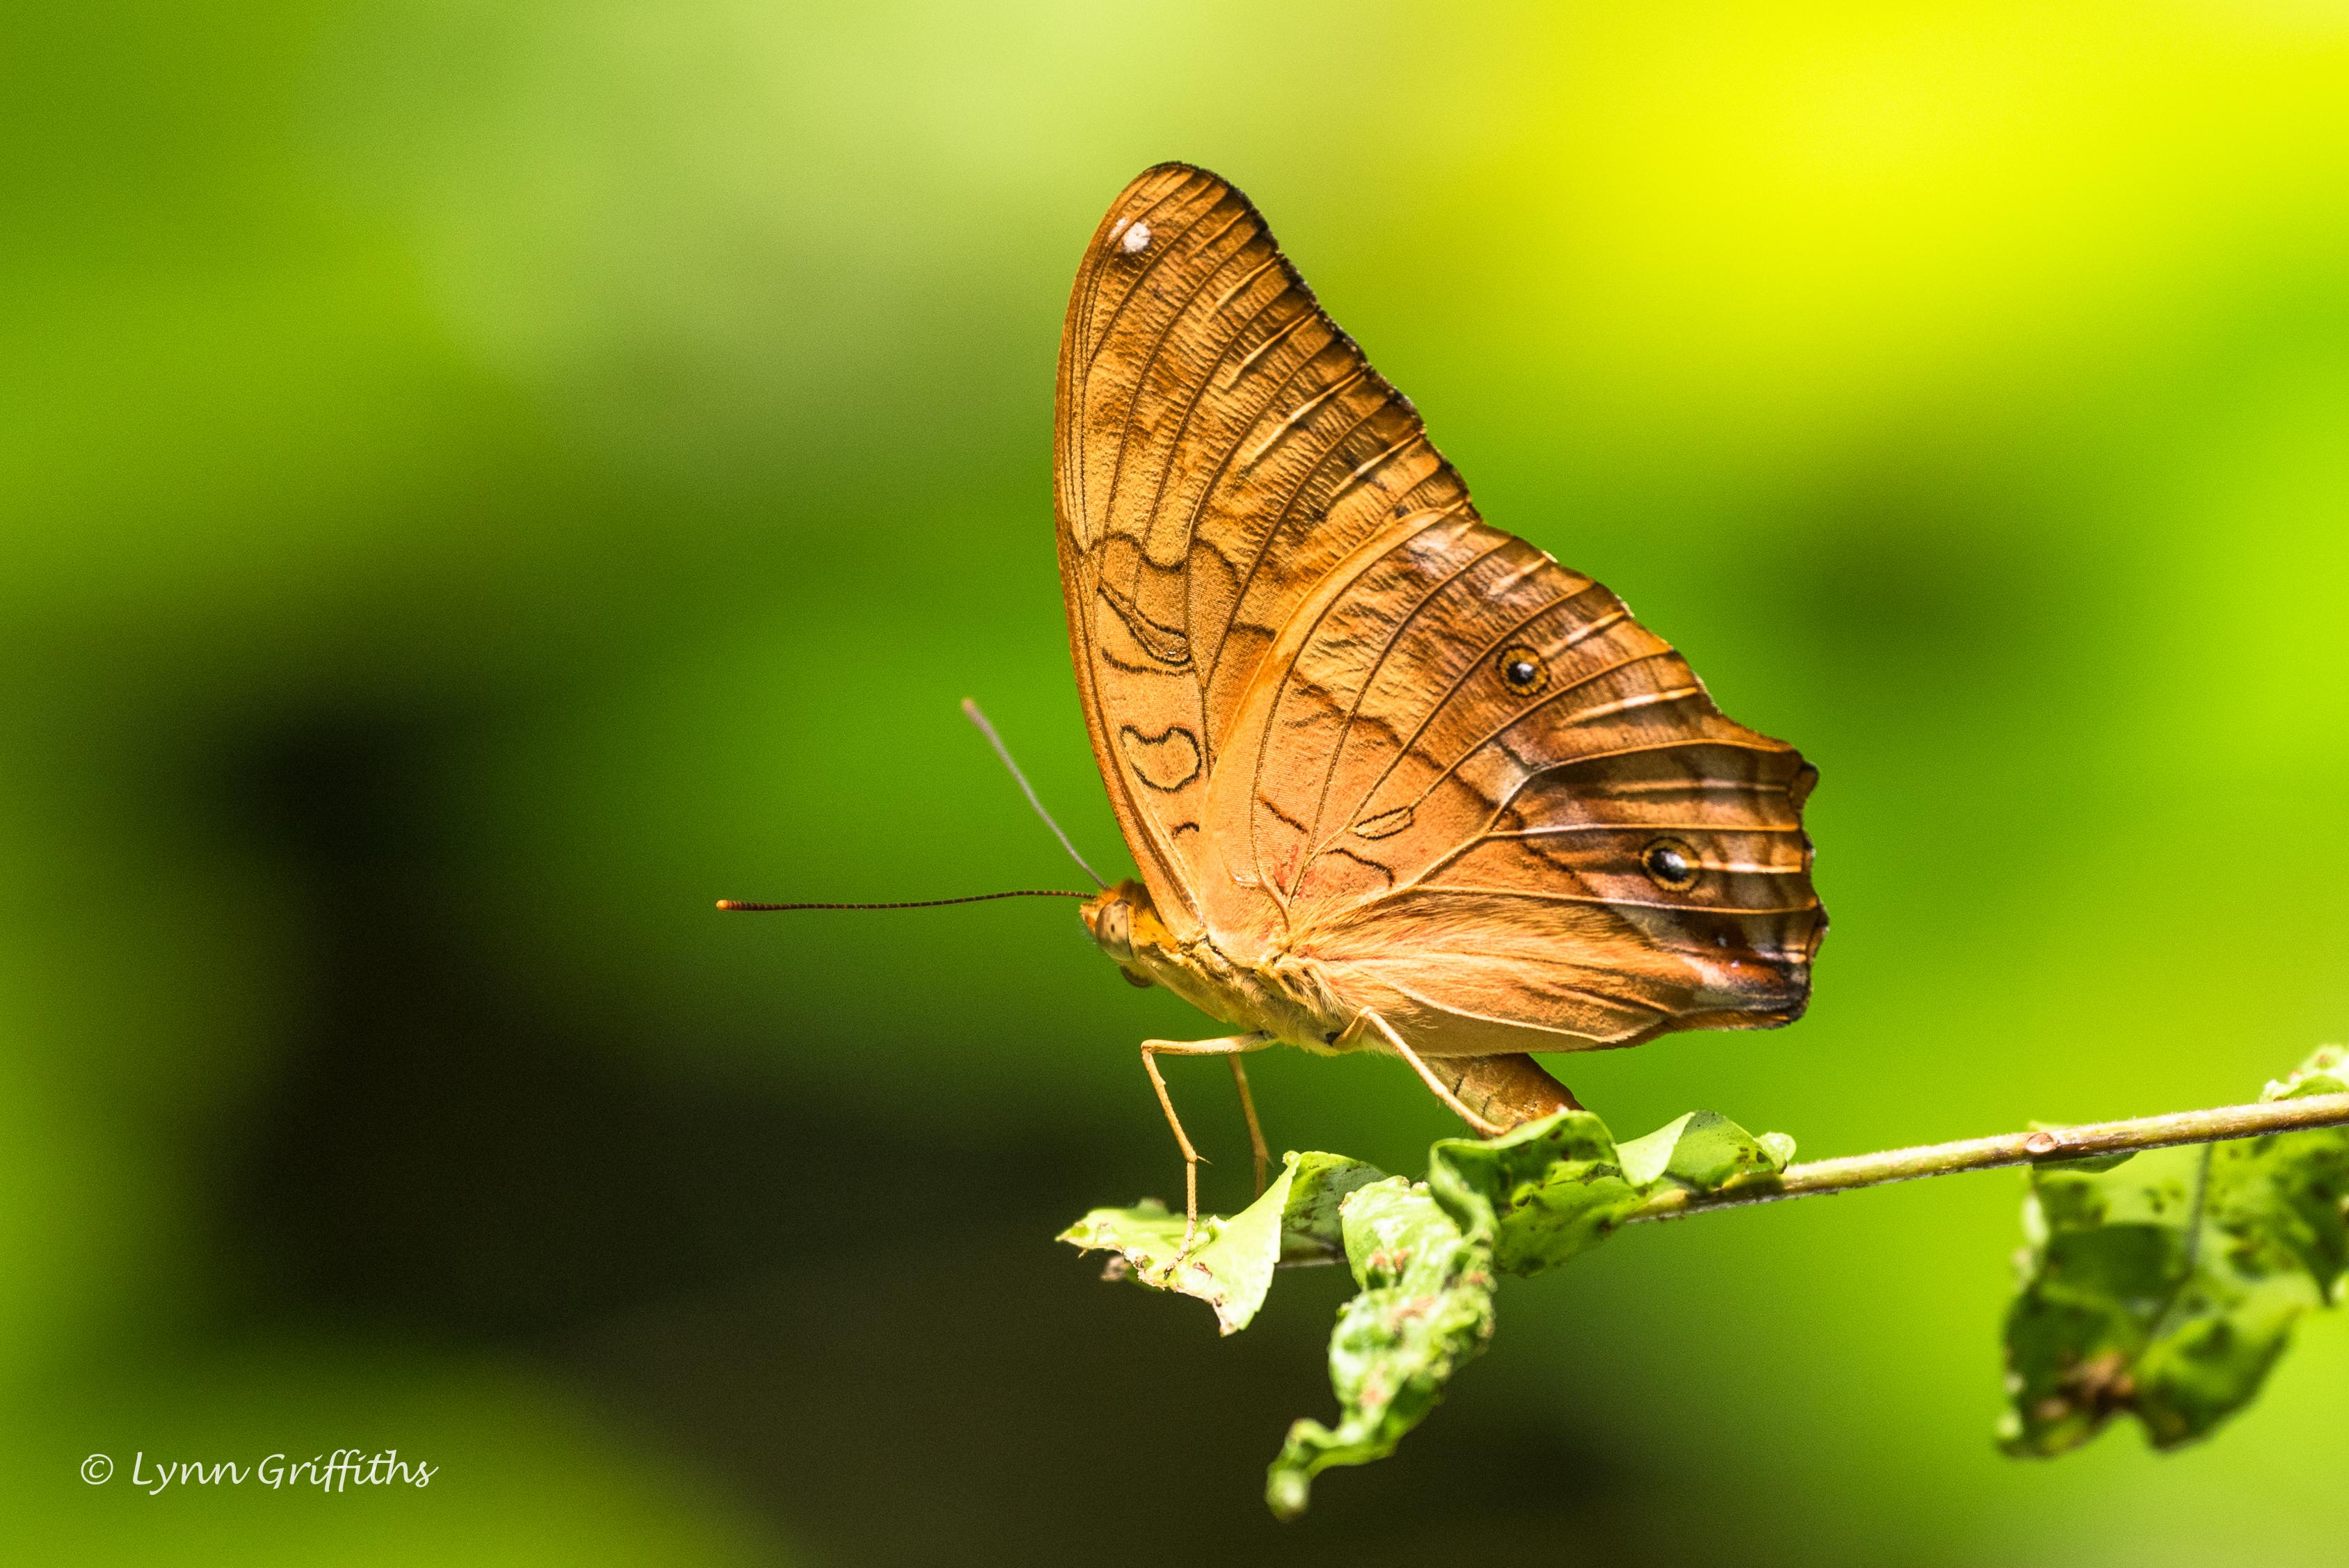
[6,2,2346,1562]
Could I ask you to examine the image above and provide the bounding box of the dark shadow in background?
[217,707,1649,1567]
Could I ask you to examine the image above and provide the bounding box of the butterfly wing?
[1056,163,1474,937]
[1055,164,1822,1048]
[1214,545,1825,1053]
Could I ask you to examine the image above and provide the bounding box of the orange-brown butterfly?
[724,162,1825,1240]
[1052,164,1824,1233]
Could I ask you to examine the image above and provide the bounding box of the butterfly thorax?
[1080,881,1352,1055]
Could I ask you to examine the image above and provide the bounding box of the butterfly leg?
[1352,1011,1509,1138]
[1139,1032,1274,1249]
[1228,1055,1270,1198]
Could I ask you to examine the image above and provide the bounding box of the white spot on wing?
[1121,220,1152,255]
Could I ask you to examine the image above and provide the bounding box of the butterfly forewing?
[1057,166,1460,931]
[1056,163,1822,1053]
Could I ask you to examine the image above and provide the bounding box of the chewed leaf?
[1268,1105,1803,1514]
[1614,1112,1692,1187]
[1059,1152,1387,1334]
[1433,1107,1792,1275]
[1280,1151,1390,1265]
[1070,1102,1811,1516]
[1057,1200,1189,1277]
[1617,1110,1795,1194]
[1428,1108,1639,1274]
[1058,1188,1283,1336]
[2263,1043,2348,1103]
[2001,1046,2349,1457]
[1265,1178,1496,1519]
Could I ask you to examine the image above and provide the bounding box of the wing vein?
[1405,885,1822,915]
[1207,393,1400,707]
[1326,598,1624,843]
[1254,515,1505,898]
[1395,659,1692,818]
[1281,523,1518,865]
[1100,205,1268,603]
[1321,961,1668,1038]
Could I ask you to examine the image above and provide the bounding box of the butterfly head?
[1080,879,1165,989]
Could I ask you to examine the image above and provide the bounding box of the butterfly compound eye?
[1641,838,1700,892]
[1496,645,1548,696]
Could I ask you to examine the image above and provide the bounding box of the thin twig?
[1623,1091,2349,1224]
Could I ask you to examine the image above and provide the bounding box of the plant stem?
[1623,1091,2349,1224]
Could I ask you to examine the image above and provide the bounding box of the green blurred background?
[7,1,2347,1562]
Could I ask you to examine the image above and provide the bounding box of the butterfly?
[1055,164,1825,1236]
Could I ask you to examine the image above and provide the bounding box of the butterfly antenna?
[717,890,1091,912]
[959,697,1109,889]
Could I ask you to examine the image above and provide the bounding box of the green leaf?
[1059,1151,1386,1334]
[1999,1045,2349,1457]
[2237,1048,2349,1295]
[1267,1105,1797,1515]
[2263,1043,2349,1103]
[1279,1149,1390,1265]
[1427,1107,1640,1274]
[1066,1103,1799,1516]
[1265,1178,1496,1519]
[1429,1106,1793,1274]
[1619,1109,1796,1195]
